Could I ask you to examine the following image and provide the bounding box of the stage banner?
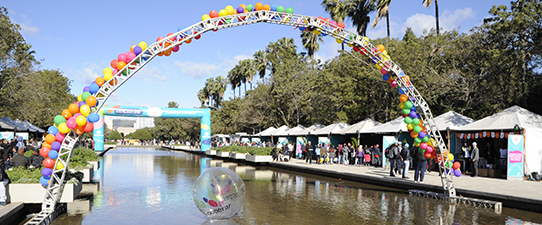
[318,137,330,147]
[507,134,524,180]
[241,137,250,144]
[296,137,305,157]
[251,137,261,144]
[382,136,397,168]
[15,132,29,140]
[0,132,14,141]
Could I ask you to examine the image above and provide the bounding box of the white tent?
[335,118,381,135]
[286,125,306,136]
[434,111,475,131]
[254,127,276,137]
[269,125,291,136]
[363,117,407,134]
[291,123,324,136]
[312,122,350,135]
[453,106,542,174]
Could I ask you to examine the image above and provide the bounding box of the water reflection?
[50,148,542,225]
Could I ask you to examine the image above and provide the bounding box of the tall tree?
[253,50,267,79]
[422,0,440,35]
[300,31,324,57]
[372,0,392,37]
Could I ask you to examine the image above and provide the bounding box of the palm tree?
[253,50,267,79]
[372,0,391,37]
[322,0,377,36]
[265,38,297,75]
[227,67,240,98]
[197,89,206,106]
[238,59,255,91]
[422,0,440,35]
[300,31,324,57]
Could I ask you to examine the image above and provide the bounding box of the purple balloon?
[41,168,53,177]
[51,141,61,151]
[418,131,426,139]
[409,111,417,118]
[83,86,90,93]
[78,101,87,108]
[454,169,462,177]
[133,46,142,55]
[237,6,244,13]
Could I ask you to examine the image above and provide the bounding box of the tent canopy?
[434,111,475,131]
[269,125,291,136]
[291,123,324,136]
[23,121,46,133]
[0,117,28,132]
[286,125,306,136]
[255,127,277,136]
[312,122,350,135]
[363,117,407,134]
[453,106,542,131]
[336,118,381,135]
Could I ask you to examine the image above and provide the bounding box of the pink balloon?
[113,69,118,75]
[125,52,136,62]
[420,142,428,150]
[426,146,434,153]
[380,68,387,74]
[390,80,398,88]
[66,117,77,129]
[331,21,337,27]
[172,45,180,52]
[118,54,127,63]
[55,132,65,142]
[74,113,82,118]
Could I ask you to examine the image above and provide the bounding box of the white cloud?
[313,39,341,63]
[10,14,40,36]
[440,8,476,31]
[403,13,437,37]
[174,61,221,79]
[137,65,168,82]
[403,8,475,37]
[76,63,100,84]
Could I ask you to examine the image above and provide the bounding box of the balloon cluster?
[299,17,346,40]
[201,3,295,25]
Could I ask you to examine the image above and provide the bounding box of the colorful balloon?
[95,77,105,87]
[110,59,118,69]
[41,168,53,177]
[133,46,143,55]
[202,14,211,21]
[86,96,97,107]
[276,5,284,12]
[54,115,66,126]
[87,113,100,123]
[404,117,412,124]
[285,7,294,14]
[61,109,72,120]
[47,126,59,135]
[48,150,58,160]
[80,105,91,117]
[40,176,50,186]
[83,122,94,133]
[138,41,147,51]
[76,116,87,127]
[43,158,55,169]
[74,125,85,135]
[55,132,65,142]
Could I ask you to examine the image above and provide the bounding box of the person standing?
[305,141,313,164]
[471,142,479,177]
[328,145,336,164]
[337,144,343,164]
[462,142,471,173]
[388,142,400,177]
[320,144,328,164]
[401,143,411,179]
[0,163,9,205]
[356,145,364,166]
[413,146,428,183]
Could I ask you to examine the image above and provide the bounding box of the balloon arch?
[27,3,460,224]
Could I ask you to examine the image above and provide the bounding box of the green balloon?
[122,68,130,76]
[412,118,420,125]
[422,136,430,143]
[445,161,452,168]
[414,137,422,143]
[404,101,413,109]
[404,117,413,124]
[286,7,294,14]
[54,115,66,125]
[413,125,422,133]
[247,4,254,12]
[419,148,426,153]
[277,5,284,12]
[82,92,92,102]
[402,108,411,115]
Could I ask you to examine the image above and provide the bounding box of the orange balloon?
[263,4,271,10]
[45,134,56,144]
[62,109,72,120]
[86,96,97,107]
[42,142,51,149]
[255,2,263,11]
[411,132,418,138]
[164,49,172,56]
[68,103,79,114]
[240,4,246,10]
[95,77,105,87]
[399,94,408,102]
[109,78,118,86]
[377,44,385,52]
[185,38,192,44]
[117,61,126,70]
[74,126,85,135]
[158,52,164,56]
[130,45,136,53]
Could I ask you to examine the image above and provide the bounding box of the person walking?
[471,142,479,177]
[388,142,400,177]
[356,145,364,166]
[305,141,313,164]
[320,144,328,164]
[400,143,411,179]
[413,146,428,183]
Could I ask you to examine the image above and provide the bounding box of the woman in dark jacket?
[413,147,429,183]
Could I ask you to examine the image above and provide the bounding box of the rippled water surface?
[51,148,542,225]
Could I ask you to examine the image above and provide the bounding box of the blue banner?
[507,134,524,180]
[382,136,397,167]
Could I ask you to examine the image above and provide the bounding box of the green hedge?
[62,147,101,170]
[212,146,273,156]
[5,167,83,184]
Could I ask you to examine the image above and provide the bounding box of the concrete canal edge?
[163,145,542,214]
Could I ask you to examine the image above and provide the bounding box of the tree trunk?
[386,14,390,38]
[233,87,235,98]
[435,0,440,35]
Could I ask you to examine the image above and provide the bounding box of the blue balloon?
[270,4,277,11]
[89,83,100,94]
[51,141,61,151]
[299,27,306,31]
[87,113,100,123]
[48,150,58,160]
[410,106,417,111]
[321,32,327,37]
[41,168,53,177]
[40,176,50,186]
[48,126,59,135]
[83,86,90,93]
[382,74,390,81]
[134,46,143,56]
[399,87,407,94]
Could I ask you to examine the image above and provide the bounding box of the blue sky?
[4,0,511,109]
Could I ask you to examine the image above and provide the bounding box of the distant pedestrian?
[471,142,479,177]
[387,142,400,177]
[413,146,428,183]
[400,143,411,179]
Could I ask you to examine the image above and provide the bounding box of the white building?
[135,117,155,129]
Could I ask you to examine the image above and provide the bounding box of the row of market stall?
[0,117,46,140]
[238,105,542,176]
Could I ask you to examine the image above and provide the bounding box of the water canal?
[49,147,542,225]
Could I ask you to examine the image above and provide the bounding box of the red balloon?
[84,122,94,133]
[452,161,461,170]
[209,10,219,18]
[424,152,432,158]
[110,59,118,69]
[40,147,51,158]
[338,22,346,29]
[43,158,55,169]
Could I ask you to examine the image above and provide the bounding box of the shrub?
[61,147,101,170]
[6,167,41,183]
[211,146,273,155]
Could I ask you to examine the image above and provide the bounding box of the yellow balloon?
[103,67,112,76]
[363,37,370,45]
[347,43,353,47]
[382,50,388,56]
[407,123,414,130]
[76,116,87,127]
[58,123,70,134]
[56,161,64,170]
[80,105,91,117]
[219,9,227,17]
[225,5,235,15]
[414,142,420,147]
[104,73,113,82]
[202,14,211,21]
[77,94,83,102]
[399,102,405,109]
[138,41,147,51]
[448,153,454,161]
[336,38,343,44]
[376,64,382,69]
